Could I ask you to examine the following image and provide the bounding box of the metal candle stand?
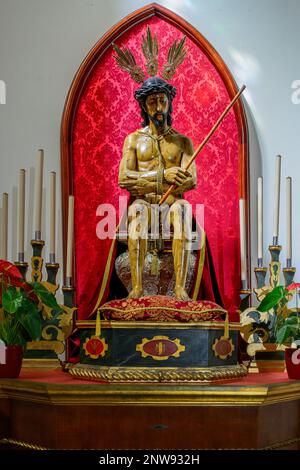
[254,244,296,291]
[239,280,252,312]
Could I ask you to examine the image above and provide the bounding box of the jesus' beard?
[149,112,168,129]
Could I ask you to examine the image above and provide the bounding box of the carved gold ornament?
[83,336,108,360]
[136,335,185,361]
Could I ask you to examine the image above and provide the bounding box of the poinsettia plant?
[257,282,300,345]
[0,259,62,348]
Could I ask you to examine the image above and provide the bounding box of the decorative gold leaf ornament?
[162,36,187,80]
[112,44,145,83]
[113,28,187,82]
[141,27,159,76]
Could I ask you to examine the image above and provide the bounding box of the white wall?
[0,0,299,289]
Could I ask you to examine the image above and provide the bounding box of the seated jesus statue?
[118,76,197,301]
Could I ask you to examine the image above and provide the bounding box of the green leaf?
[30,282,61,310]
[276,322,300,344]
[0,317,25,346]
[257,286,287,312]
[17,304,42,341]
[2,286,25,313]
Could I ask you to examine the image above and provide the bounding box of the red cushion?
[100,295,226,322]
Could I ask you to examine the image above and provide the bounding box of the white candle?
[34,149,44,238]
[50,171,56,257]
[273,155,282,241]
[257,177,263,262]
[18,169,26,256]
[1,193,8,260]
[286,177,292,262]
[239,198,247,282]
[66,195,74,279]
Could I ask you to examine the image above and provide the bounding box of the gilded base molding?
[69,364,248,383]
[0,437,48,450]
[22,358,61,368]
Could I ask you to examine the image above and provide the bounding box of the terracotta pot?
[285,348,300,380]
[255,348,286,373]
[0,345,23,378]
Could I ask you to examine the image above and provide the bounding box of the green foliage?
[0,266,60,348]
[257,286,288,312]
[276,312,300,344]
[30,282,61,310]
[2,287,24,313]
[256,284,300,345]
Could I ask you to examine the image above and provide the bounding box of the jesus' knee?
[128,200,150,240]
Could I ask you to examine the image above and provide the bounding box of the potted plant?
[274,283,300,379]
[240,283,298,373]
[0,259,62,377]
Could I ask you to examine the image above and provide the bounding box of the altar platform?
[0,368,300,450]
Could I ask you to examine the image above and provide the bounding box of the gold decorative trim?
[69,364,247,383]
[1,435,299,450]
[282,267,296,273]
[2,371,300,406]
[92,234,117,314]
[212,337,234,359]
[22,358,61,368]
[269,245,282,251]
[263,436,300,450]
[61,286,75,292]
[76,320,241,330]
[83,336,108,359]
[191,229,206,300]
[101,305,227,316]
[30,239,45,247]
[136,335,185,361]
[240,289,252,295]
[0,437,48,450]
[27,340,64,355]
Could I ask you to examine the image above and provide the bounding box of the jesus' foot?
[174,287,191,301]
[128,287,143,299]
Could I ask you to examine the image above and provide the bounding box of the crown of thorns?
[112,27,187,83]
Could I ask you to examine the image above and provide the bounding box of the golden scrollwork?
[42,325,64,342]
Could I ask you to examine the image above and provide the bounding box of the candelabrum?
[254,244,296,291]
[14,238,75,366]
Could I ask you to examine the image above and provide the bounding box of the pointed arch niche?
[61,3,249,320]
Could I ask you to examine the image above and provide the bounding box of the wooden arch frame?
[61,2,250,288]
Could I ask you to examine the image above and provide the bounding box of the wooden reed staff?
[159,85,246,205]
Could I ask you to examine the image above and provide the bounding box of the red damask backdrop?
[67,8,247,321]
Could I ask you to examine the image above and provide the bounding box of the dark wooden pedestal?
[0,369,300,450]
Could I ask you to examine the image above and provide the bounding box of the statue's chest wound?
[136,138,181,164]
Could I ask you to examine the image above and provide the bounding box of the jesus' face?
[145,92,169,128]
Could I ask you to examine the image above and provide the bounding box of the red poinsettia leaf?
[287,282,300,291]
[0,259,38,303]
[0,260,23,278]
